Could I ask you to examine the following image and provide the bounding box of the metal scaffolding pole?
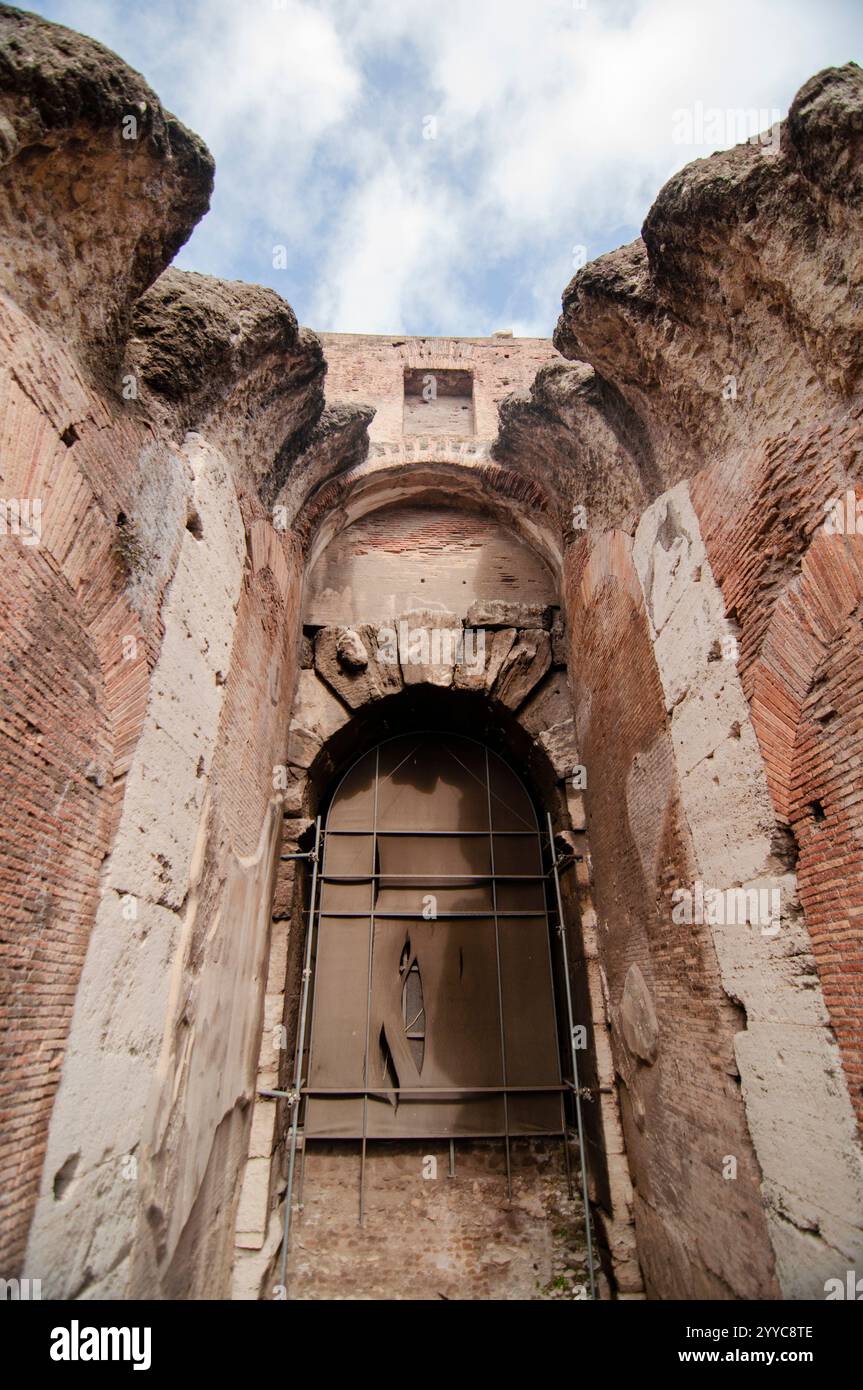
[278,814,322,1292]
[546,811,597,1300]
[358,746,380,1224]
[486,748,512,1199]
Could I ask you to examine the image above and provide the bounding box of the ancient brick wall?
[3,4,862,1305]
[319,333,560,446]
[0,305,159,1275]
[564,532,781,1299]
[502,61,863,1298]
[0,7,361,1296]
[305,504,557,625]
[690,417,863,1135]
[0,542,111,1272]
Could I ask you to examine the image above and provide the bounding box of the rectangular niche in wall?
[403,367,475,437]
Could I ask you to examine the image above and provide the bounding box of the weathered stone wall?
[497,62,863,1298]
[0,7,363,1295]
[690,431,863,1139]
[304,505,556,626]
[0,305,152,1274]
[272,1141,592,1301]
[564,530,781,1299]
[0,1,210,1273]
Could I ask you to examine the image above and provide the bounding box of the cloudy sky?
[30,0,863,336]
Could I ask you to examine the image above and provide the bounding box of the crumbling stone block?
[493,629,551,709]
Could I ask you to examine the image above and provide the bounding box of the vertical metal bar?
[359,746,380,1224]
[537,811,569,1192]
[296,1133,308,1218]
[297,828,326,1224]
[301,829,328,1116]
[279,814,322,1291]
[485,748,512,1199]
[448,1139,456,1178]
[561,1132,574,1199]
[547,811,597,1300]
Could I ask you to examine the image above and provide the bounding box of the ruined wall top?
[0,3,213,376]
[319,332,562,453]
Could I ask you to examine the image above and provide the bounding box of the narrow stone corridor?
[1,5,862,1310]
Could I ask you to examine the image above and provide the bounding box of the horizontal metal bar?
[307,910,550,920]
[302,1085,567,1095]
[304,1129,567,1142]
[323,828,537,837]
[321,873,546,882]
[563,1080,614,1099]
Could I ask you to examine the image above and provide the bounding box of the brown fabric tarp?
[304,735,563,1138]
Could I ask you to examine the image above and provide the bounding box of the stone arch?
[298,682,571,820]
[233,614,644,1298]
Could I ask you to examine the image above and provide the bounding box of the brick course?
[691,413,863,1133]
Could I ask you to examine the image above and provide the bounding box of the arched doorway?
[276,730,596,1298]
[232,470,638,1295]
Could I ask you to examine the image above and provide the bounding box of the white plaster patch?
[24,437,246,1297]
[736,1024,863,1295]
[679,734,776,886]
[634,480,863,1299]
[138,798,284,1284]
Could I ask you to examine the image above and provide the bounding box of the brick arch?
[398,340,480,369]
[0,377,149,1271]
[298,457,562,578]
[0,380,150,785]
[750,528,863,1131]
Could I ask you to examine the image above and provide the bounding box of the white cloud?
[29,0,863,333]
[311,163,474,333]
[308,0,863,331]
[42,0,361,256]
